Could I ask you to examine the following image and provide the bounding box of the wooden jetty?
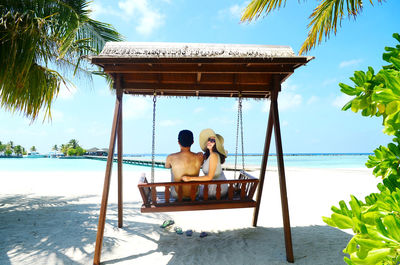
[84,156,260,171]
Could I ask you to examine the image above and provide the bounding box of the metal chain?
[234,96,242,179]
[151,93,157,183]
[239,99,245,171]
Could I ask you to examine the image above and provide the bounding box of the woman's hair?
[204,145,225,164]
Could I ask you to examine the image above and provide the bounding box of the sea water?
[0,154,371,172]
[0,157,147,172]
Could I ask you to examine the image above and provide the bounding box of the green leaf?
[322,216,336,227]
[344,237,358,254]
[340,83,359,96]
[354,237,387,249]
[390,57,400,71]
[339,200,352,217]
[331,213,353,229]
[381,70,400,94]
[387,143,400,157]
[377,103,385,114]
[385,101,400,115]
[354,71,367,86]
[342,100,353,111]
[373,89,399,103]
[349,195,361,219]
[393,33,400,43]
[356,244,370,259]
[350,248,394,264]
[351,99,361,113]
[366,67,375,80]
[362,212,381,225]
[331,206,342,214]
[382,215,400,242]
[344,257,356,265]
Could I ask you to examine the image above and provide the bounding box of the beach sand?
[0,167,380,265]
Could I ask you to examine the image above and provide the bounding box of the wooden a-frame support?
[93,75,293,264]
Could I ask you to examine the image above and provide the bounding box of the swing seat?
[138,171,259,213]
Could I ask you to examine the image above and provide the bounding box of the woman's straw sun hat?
[199,128,228,157]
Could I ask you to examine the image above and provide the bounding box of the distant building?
[85,147,108,156]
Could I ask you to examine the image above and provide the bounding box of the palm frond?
[240,0,384,55]
[299,0,383,54]
[0,0,123,121]
[241,0,288,22]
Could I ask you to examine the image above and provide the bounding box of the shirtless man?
[165,130,203,198]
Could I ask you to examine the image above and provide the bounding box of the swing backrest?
[138,171,259,212]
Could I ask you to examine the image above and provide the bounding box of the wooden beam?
[271,77,294,263]
[123,72,272,85]
[124,90,270,99]
[123,82,272,91]
[93,78,122,265]
[117,77,123,229]
[252,105,274,227]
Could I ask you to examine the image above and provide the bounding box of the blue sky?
[1,0,400,155]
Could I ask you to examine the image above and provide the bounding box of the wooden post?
[252,106,274,227]
[271,76,294,263]
[117,78,123,228]
[93,77,122,265]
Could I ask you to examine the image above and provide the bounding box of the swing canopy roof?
[91,42,313,99]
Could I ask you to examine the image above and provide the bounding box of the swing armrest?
[138,175,150,205]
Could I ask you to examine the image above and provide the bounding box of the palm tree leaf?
[241,0,288,22]
[0,0,123,120]
[240,0,384,55]
[299,0,384,54]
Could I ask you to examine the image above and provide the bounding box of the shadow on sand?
[0,195,351,265]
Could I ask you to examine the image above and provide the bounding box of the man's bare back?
[165,150,203,198]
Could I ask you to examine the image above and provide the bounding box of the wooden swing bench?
[92,42,313,264]
[138,171,259,212]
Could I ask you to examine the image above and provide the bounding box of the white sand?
[0,167,380,265]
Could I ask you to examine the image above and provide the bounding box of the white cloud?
[210,117,233,125]
[90,3,108,19]
[66,128,76,134]
[307,96,319,105]
[123,97,152,120]
[282,120,289,127]
[88,122,108,137]
[58,82,77,100]
[332,94,353,109]
[280,81,302,110]
[278,93,302,111]
[322,78,338,87]
[118,0,165,36]
[50,109,64,122]
[159,119,182,127]
[218,1,249,20]
[194,107,205,114]
[339,59,363,68]
[262,81,302,112]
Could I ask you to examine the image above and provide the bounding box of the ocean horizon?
[0,153,373,172]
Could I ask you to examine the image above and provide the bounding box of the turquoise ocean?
[0,154,371,172]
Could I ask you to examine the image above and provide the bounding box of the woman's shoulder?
[209,152,219,160]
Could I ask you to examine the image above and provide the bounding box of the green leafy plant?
[62,139,86,156]
[323,33,400,264]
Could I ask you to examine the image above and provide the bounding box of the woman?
[182,128,228,198]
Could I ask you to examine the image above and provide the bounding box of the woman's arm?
[182,153,218,182]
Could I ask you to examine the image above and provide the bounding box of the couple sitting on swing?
[165,128,228,199]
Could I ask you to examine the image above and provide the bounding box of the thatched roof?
[96,42,298,59]
[91,42,313,99]
[86,147,99,152]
